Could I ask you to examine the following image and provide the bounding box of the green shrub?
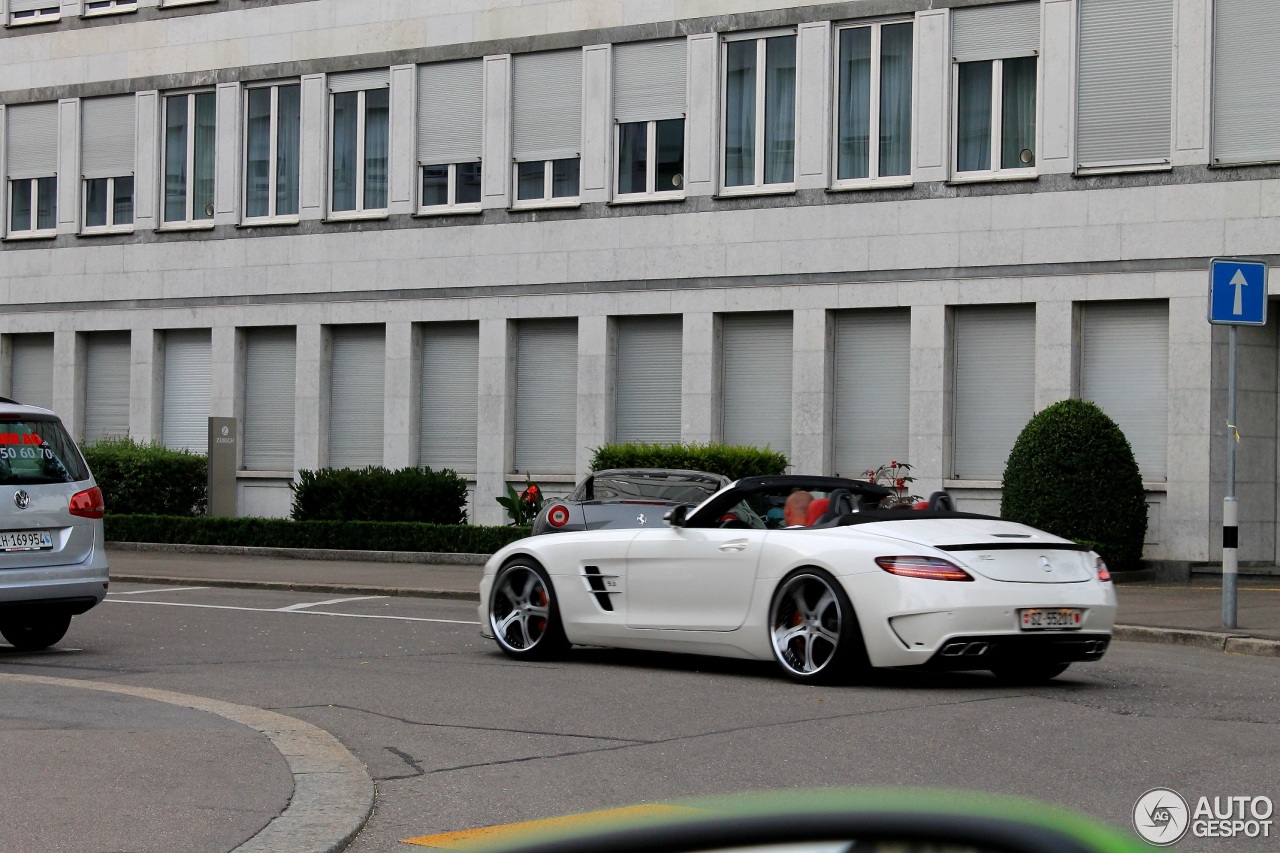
[589,442,788,481]
[82,437,207,517]
[1000,400,1147,571]
[291,466,468,524]
[105,515,529,553]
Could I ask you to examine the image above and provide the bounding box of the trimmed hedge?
[82,437,207,517]
[291,466,468,524]
[589,442,788,481]
[105,515,530,554]
[1000,399,1148,571]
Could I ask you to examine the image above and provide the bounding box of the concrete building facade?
[0,0,1276,566]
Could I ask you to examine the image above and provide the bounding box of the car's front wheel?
[768,568,867,684]
[990,661,1070,684]
[489,559,568,660]
[0,612,72,651]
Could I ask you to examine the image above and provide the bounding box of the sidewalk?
[105,545,1280,657]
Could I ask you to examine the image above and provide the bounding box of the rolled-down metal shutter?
[417,60,483,165]
[9,0,57,13]
[328,326,385,469]
[328,69,390,93]
[81,95,137,179]
[952,2,1041,62]
[514,320,578,474]
[721,313,792,456]
[952,306,1035,480]
[162,329,211,454]
[614,316,682,445]
[1212,0,1280,164]
[6,102,58,180]
[512,50,582,162]
[243,328,296,472]
[1076,0,1172,169]
[613,39,687,123]
[10,333,53,411]
[833,310,910,478]
[84,332,131,443]
[1082,301,1168,481]
[419,323,479,473]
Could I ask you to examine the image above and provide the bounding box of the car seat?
[803,498,829,526]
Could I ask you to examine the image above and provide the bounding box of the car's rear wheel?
[769,568,867,684]
[490,559,568,660]
[990,661,1070,684]
[0,612,71,651]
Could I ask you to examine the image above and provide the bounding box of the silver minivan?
[0,399,109,651]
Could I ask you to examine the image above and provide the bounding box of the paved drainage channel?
[0,673,374,853]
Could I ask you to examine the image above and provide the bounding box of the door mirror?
[664,504,690,527]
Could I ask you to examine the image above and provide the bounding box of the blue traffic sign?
[1209,258,1269,326]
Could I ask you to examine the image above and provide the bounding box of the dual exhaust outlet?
[940,641,990,657]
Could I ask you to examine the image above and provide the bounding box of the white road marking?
[108,587,211,596]
[104,598,478,625]
[276,595,387,612]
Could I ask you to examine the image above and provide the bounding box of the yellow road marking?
[402,804,701,848]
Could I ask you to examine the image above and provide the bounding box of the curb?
[107,541,491,566]
[112,574,482,601]
[0,673,374,853]
[1113,624,1280,657]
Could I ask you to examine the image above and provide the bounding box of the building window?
[420,163,481,209]
[512,50,583,207]
[244,83,301,222]
[328,325,385,469]
[9,178,56,236]
[243,327,296,472]
[617,120,685,198]
[833,309,909,477]
[514,159,579,202]
[614,39,687,200]
[83,0,136,15]
[82,95,136,233]
[9,333,54,411]
[84,177,133,230]
[329,79,389,216]
[721,313,792,455]
[83,332,131,443]
[8,0,59,24]
[163,92,216,224]
[6,101,58,238]
[162,330,211,454]
[514,320,578,474]
[614,316,682,444]
[417,60,483,213]
[834,21,913,185]
[722,33,796,192]
[951,305,1035,480]
[419,323,479,473]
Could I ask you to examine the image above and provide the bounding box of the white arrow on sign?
[1231,269,1247,315]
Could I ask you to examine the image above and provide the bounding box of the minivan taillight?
[70,486,105,519]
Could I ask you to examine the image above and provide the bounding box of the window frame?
[81,0,136,17]
[830,18,916,191]
[327,87,390,220]
[160,89,216,229]
[719,29,798,196]
[417,162,482,215]
[950,56,1039,183]
[613,119,686,203]
[242,81,301,226]
[81,175,134,234]
[6,176,56,239]
[510,158,581,209]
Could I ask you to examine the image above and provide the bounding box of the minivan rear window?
[0,418,89,485]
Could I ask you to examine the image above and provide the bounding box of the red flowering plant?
[496,473,545,526]
[864,460,921,509]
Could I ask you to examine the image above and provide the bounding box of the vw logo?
[1038,555,1053,572]
[13,490,29,509]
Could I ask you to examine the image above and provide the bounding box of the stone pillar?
[685,34,718,197]
[580,44,611,205]
[575,314,610,478]
[52,330,84,441]
[299,74,327,221]
[214,82,241,226]
[1035,300,1076,411]
[134,92,161,231]
[474,318,514,525]
[388,64,417,215]
[129,329,162,443]
[908,304,947,495]
[795,22,832,191]
[293,323,328,474]
[56,98,79,235]
[913,9,950,184]
[790,309,831,474]
[481,56,512,210]
[383,321,416,468]
[1038,0,1076,175]
[681,312,718,442]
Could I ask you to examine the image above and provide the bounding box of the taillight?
[1093,554,1111,583]
[876,556,973,581]
[546,504,570,528]
[70,486,105,519]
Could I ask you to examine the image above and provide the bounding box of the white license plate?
[0,530,52,551]
[1019,608,1082,630]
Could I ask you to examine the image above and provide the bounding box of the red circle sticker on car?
[547,505,570,527]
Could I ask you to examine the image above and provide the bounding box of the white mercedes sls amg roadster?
[479,476,1117,684]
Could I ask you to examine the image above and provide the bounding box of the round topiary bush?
[1000,399,1147,571]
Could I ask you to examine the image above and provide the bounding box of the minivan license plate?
[1019,608,1082,630]
[0,530,52,551]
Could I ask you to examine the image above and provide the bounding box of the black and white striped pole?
[1223,325,1238,630]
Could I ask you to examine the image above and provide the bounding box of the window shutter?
[10,0,57,11]
[721,313,792,456]
[10,333,53,411]
[1082,301,1168,481]
[81,95,137,180]
[613,40,687,123]
[327,69,390,93]
[162,329,211,454]
[514,320,578,473]
[328,326,385,469]
[952,2,1041,62]
[833,310,910,478]
[419,323,479,473]
[952,306,1034,480]
[512,50,583,162]
[6,102,58,180]
[243,328,296,472]
[417,60,483,165]
[84,332,131,443]
[614,316,682,445]
[1077,0,1172,169]
[1212,0,1280,164]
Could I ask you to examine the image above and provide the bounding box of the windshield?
[0,417,90,485]
[591,473,723,503]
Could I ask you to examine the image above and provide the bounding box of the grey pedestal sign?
[208,417,238,517]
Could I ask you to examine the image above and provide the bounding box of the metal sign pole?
[1223,325,1238,629]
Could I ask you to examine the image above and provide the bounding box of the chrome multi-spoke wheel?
[490,560,567,659]
[769,569,863,683]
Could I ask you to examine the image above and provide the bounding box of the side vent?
[583,565,614,612]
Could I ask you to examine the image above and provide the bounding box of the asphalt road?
[4,582,1278,853]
